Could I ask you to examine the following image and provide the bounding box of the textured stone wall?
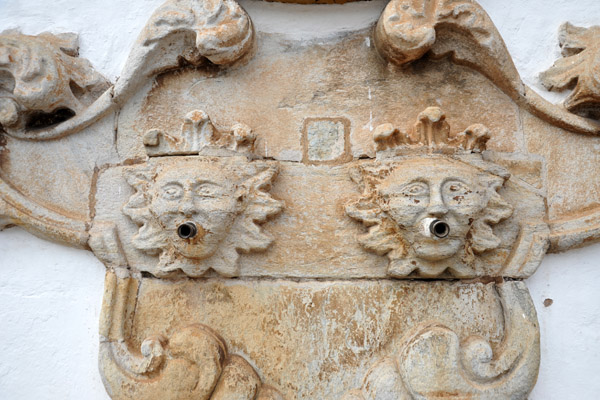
[1,1,599,399]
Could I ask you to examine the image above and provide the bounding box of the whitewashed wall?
[1,1,599,399]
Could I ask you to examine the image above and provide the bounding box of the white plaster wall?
[1,1,599,398]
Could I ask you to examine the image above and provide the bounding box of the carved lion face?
[347,157,513,277]
[123,157,282,277]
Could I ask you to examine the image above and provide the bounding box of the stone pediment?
[2,0,600,398]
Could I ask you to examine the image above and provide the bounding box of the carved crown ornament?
[1,0,600,398]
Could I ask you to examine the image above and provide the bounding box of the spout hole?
[430,220,450,238]
[177,222,197,239]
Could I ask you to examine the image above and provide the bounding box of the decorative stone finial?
[143,110,255,157]
[373,106,490,153]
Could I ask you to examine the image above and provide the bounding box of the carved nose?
[427,203,449,217]
[427,189,448,217]
[177,222,198,239]
[178,195,195,216]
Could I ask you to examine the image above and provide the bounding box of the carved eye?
[195,183,223,198]
[443,180,476,205]
[161,184,183,200]
[444,180,471,194]
[401,182,429,197]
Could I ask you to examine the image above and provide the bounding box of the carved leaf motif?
[0,31,109,132]
[540,23,600,119]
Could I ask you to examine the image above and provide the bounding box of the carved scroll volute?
[374,0,600,135]
[344,281,540,399]
[112,0,255,107]
[99,270,285,400]
[374,0,524,99]
[0,0,255,141]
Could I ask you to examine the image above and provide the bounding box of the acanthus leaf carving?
[0,31,109,136]
[540,22,600,119]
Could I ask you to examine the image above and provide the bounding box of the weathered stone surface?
[0,31,109,136]
[116,31,523,162]
[5,0,600,398]
[127,277,514,399]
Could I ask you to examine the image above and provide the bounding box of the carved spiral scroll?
[344,281,540,399]
[99,270,285,400]
[374,0,600,135]
[2,0,255,141]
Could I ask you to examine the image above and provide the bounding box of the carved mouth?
[177,222,198,239]
[429,219,450,238]
[421,218,450,239]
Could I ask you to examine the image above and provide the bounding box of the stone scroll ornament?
[99,269,285,400]
[0,0,254,141]
[375,0,600,134]
[342,281,539,400]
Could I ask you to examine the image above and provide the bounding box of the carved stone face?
[149,164,240,259]
[377,159,486,261]
[123,156,281,278]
